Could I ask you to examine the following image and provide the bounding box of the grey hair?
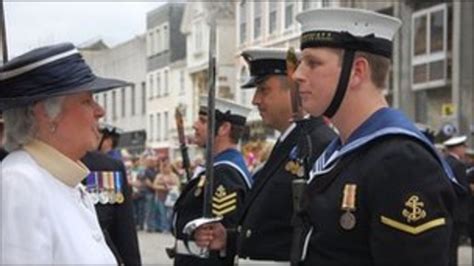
[3,96,65,152]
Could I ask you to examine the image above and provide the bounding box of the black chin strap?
[323,49,355,118]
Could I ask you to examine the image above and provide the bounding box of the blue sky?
[3,1,165,57]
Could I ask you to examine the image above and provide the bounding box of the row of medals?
[86,171,125,205]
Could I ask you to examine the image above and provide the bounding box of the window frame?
[411,3,449,90]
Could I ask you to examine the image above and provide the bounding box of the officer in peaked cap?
[240,48,291,88]
[172,96,252,266]
[82,123,141,266]
[443,135,470,265]
[193,48,336,265]
[290,8,460,266]
[0,43,128,264]
[81,150,142,266]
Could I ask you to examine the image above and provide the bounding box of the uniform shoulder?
[365,135,436,162]
[357,136,447,184]
[82,151,125,171]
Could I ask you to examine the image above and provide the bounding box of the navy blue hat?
[0,42,128,110]
[241,48,296,89]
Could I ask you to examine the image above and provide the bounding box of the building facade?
[81,37,147,155]
[146,3,188,160]
[341,0,473,146]
[234,0,339,141]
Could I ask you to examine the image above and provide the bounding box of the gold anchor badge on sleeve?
[340,184,357,230]
[380,195,446,235]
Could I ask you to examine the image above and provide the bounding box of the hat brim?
[241,76,259,89]
[0,76,129,110]
[241,75,270,89]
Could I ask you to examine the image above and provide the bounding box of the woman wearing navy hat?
[0,43,127,264]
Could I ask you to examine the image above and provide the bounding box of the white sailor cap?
[199,96,252,126]
[240,48,300,88]
[296,8,402,58]
[443,135,467,148]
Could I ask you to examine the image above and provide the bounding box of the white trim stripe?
[0,49,79,81]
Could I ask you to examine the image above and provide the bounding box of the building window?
[112,90,117,121]
[103,93,108,122]
[157,113,161,141]
[156,28,161,53]
[121,88,126,118]
[269,2,278,34]
[156,72,161,97]
[141,82,146,114]
[179,70,185,95]
[164,69,169,96]
[149,114,154,142]
[254,1,262,39]
[149,32,154,56]
[411,4,450,90]
[148,74,154,99]
[284,1,294,29]
[163,24,169,51]
[164,111,169,141]
[239,1,247,44]
[131,84,136,116]
[194,23,203,53]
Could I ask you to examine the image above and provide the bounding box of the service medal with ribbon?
[115,171,125,204]
[107,172,117,204]
[340,183,357,230]
[98,172,109,204]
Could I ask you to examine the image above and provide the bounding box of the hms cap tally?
[297,7,401,58]
[0,42,128,110]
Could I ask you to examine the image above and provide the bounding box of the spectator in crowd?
[141,155,160,232]
[153,157,180,233]
[129,156,147,230]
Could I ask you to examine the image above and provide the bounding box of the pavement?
[138,231,473,265]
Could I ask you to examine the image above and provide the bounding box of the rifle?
[174,107,192,182]
[287,47,311,266]
[0,0,8,63]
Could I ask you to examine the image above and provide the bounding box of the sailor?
[193,48,336,266]
[172,96,252,266]
[81,124,141,266]
[290,7,462,265]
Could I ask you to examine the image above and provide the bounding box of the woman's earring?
[49,123,57,133]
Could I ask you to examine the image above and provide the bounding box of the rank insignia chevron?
[212,185,237,217]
